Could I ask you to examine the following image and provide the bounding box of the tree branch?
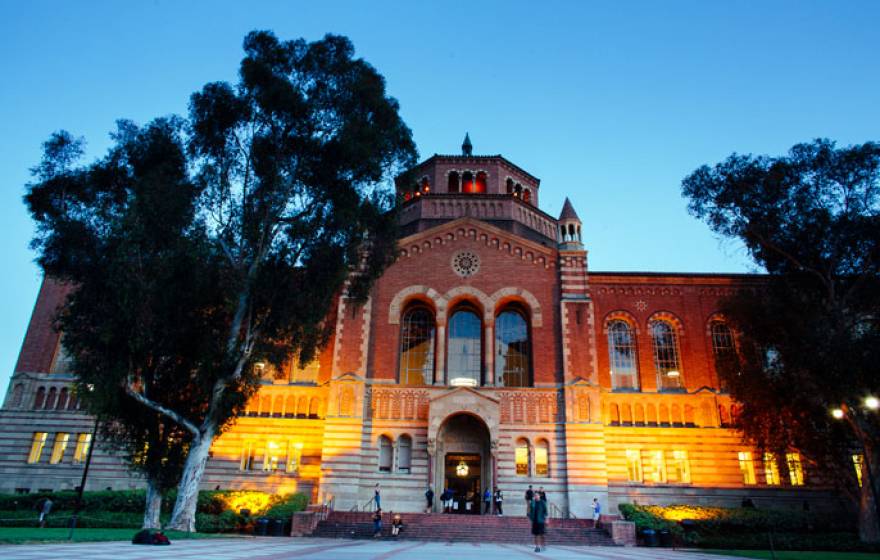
[125,380,201,439]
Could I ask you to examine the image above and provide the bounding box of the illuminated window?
[495,308,530,387]
[786,453,804,486]
[27,433,48,464]
[671,450,691,483]
[378,435,393,472]
[263,441,283,471]
[645,450,667,483]
[240,441,256,471]
[607,320,639,390]
[474,171,487,193]
[763,453,781,485]
[626,450,643,482]
[399,306,435,385]
[72,433,92,464]
[853,454,864,488]
[287,442,303,474]
[397,435,412,473]
[738,451,756,485]
[515,439,530,476]
[49,433,69,464]
[535,439,549,477]
[447,307,482,387]
[461,171,474,193]
[650,320,683,389]
[523,189,531,204]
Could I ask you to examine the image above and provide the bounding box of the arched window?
[474,171,487,193]
[448,171,460,193]
[378,435,393,472]
[284,395,296,418]
[309,397,320,419]
[607,320,639,390]
[57,388,69,410]
[297,395,308,418]
[45,387,57,410]
[461,171,474,193]
[11,384,23,408]
[260,395,271,417]
[650,320,683,390]
[523,189,531,204]
[273,396,284,418]
[495,308,530,387]
[420,176,431,194]
[515,438,530,476]
[397,435,412,473]
[506,178,514,194]
[34,386,47,410]
[710,321,735,390]
[447,306,482,386]
[535,439,549,477]
[399,305,435,385]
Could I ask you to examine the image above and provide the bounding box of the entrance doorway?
[444,453,481,514]
[434,413,492,514]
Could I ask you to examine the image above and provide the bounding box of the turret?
[461,132,473,156]
[557,197,583,249]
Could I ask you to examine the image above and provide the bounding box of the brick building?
[0,138,833,516]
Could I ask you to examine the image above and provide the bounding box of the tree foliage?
[24,30,417,531]
[682,138,880,542]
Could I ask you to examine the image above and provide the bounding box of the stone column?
[484,325,494,386]
[435,326,446,385]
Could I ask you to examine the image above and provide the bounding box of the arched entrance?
[434,413,492,514]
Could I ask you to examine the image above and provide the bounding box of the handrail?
[350,496,375,512]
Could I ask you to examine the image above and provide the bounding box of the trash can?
[269,518,285,537]
[255,517,270,536]
[659,529,673,547]
[641,528,658,547]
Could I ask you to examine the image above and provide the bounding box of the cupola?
[557,197,583,248]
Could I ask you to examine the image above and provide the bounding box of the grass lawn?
[699,550,880,560]
[0,527,231,544]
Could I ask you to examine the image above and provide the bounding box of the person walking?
[38,497,53,528]
[524,485,534,516]
[483,488,491,514]
[425,486,434,513]
[372,508,383,537]
[591,498,601,527]
[493,486,504,516]
[374,483,381,510]
[528,490,548,552]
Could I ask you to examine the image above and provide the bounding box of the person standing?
[374,483,381,511]
[425,486,434,513]
[38,497,53,528]
[493,486,504,516]
[483,488,491,514]
[372,508,383,537]
[528,491,548,552]
[591,498,601,527]
[524,485,534,516]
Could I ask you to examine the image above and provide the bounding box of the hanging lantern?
[456,460,469,477]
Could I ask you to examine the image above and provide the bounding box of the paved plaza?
[0,537,747,560]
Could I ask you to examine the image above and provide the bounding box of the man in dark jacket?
[528,491,548,552]
[425,486,434,513]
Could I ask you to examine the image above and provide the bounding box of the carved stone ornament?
[451,250,480,278]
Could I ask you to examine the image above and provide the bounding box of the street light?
[831,402,880,527]
[831,408,844,419]
[865,396,879,411]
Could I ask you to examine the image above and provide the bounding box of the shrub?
[264,493,308,519]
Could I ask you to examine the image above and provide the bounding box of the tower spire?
[461,132,473,156]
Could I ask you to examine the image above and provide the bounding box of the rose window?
[451,251,480,278]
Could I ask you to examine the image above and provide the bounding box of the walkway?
[0,537,747,560]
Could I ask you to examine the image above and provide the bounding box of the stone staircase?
[311,511,617,545]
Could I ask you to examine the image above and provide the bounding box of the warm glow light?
[865,396,879,410]
[456,460,469,477]
[667,370,680,378]
[294,442,304,450]
[831,408,845,419]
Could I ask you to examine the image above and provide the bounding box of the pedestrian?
[483,487,491,514]
[38,497,53,528]
[524,485,534,516]
[391,512,404,537]
[372,508,383,537]
[443,487,454,513]
[425,485,434,513]
[493,486,504,516]
[374,483,381,510]
[528,490,548,552]
[591,498,601,527]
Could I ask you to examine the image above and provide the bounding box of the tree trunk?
[143,478,163,529]
[858,451,880,543]
[166,428,215,532]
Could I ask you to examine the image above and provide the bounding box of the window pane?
[378,436,393,472]
[73,433,92,464]
[786,453,804,486]
[398,436,412,473]
[448,310,481,386]
[495,310,530,387]
[738,451,756,485]
[608,320,639,390]
[651,321,683,389]
[853,454,864,488]
[240,441,256,471]
[515,440,530,476]
[672,450,691,483]
[625,449,643,482]
[645,450,666,483]
[763,453,781,485]
[27,433,47,464]
[287,442,302,474]
[263,441,283,472]
[49,433,69,464]
[399,307,435,385]
[535,441,549,477]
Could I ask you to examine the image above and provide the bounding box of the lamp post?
[831,397,880,528]
[68,411,99,540]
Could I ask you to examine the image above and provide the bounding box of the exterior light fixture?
[456,460,469,477]
[831,408,845,419]
[254,362,266,372]
[667,370,680,378]
[865,396,879,411]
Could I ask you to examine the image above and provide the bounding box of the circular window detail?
[451,250,481,278]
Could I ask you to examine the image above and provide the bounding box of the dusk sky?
[1,1,878,392]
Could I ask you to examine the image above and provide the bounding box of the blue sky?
[1,1,878,392]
